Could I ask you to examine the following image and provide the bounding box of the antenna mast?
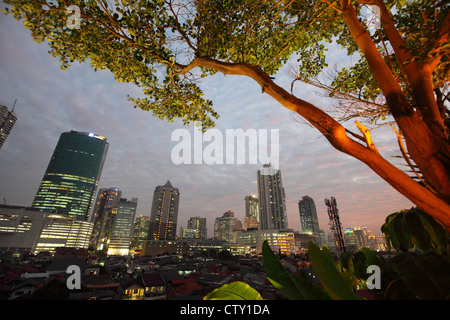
[324,197,345,255]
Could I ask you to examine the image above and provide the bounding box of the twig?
[391,124,437,193]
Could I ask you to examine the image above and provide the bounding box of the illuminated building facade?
[238,229,296,255]
[32,131,108,221]
[142,239,248,256]
[0,204,93,254]
[107,197,138,255]
[257,164,288,230]
[148,181,180,240]
[33,215,93,253]
[0,104,17,150]
[0,205,48,251]
[90,187,121,250]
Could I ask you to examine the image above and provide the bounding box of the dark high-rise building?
[131,215,150,251]
[0,104,17,150]
[32,131,108,221]
[90,187,122,250]
[244,194,260,230]
[245,194,259,221]
[298,195,322,246]
[257,163,288,230]
[148,181,180,240]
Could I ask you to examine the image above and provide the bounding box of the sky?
[0,11,414,238]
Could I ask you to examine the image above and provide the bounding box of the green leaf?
[262,241,330,300]
[416,208,448,251]
[391,252,450,299]
[307,242,364,300]
[203,281,264,300]
[382,208,449,254]
[403,209,432,252]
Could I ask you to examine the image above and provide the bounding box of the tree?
[2,0,449,229]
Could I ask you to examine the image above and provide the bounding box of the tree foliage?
[2,0,450,228]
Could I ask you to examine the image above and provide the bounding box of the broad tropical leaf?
[307,242,364,300]
[203,281,264,300]
[262,241,330,300]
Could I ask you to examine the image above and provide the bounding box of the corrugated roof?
[141,272,165,286]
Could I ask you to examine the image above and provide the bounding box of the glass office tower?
[32,131,109,221]
[107,197,138,255]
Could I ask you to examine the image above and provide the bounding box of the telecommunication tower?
[324,197,345,255]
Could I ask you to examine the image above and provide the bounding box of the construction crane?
[324,197,345,255]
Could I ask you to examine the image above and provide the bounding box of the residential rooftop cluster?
[0,246,320,300]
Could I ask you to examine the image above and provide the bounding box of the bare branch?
[391,125,437,193]
[355,120,378,152]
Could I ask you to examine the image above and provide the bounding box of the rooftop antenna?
[11,99,17,113]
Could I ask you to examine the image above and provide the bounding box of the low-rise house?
[68,290,119,300]
[140,272,166,299]
[81,274,120,294]
[120,278,144,300]
[9,279,44,300]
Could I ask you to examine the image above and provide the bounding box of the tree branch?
[355,121,378,152]
[423,10,450,71]
[176,56,450,229]
[391,125,437,193]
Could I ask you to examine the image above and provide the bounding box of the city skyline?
[0,14,414,239]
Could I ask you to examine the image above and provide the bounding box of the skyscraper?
[148,181,180,240]
[298,195,322,246]
[90,187,122,251]
[32,131,109,221]
[107,197,138,255]
[0,104,17,150]
[257,163,288,230]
